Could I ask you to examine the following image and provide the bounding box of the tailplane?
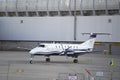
[80,33,110,51]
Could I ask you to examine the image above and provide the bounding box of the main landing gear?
[46,57,50,62]
[30,60,33,64]
[73,59,78,63]
[29,54,78,63]
[29,55,51,64]
[73,55,78,63]
[45,57,78,63]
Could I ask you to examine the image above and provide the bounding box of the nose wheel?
[30,54,34,64]
[30,60,33,64]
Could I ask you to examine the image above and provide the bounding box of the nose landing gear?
[30,54,34,64]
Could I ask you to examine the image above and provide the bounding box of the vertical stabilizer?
[80,33,97,51]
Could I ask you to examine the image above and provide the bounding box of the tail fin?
[80,33,110,51]
[80,33,97,51]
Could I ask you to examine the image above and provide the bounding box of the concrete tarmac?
[0,51,120,80]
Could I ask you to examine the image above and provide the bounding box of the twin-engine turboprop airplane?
[29,33,110,64]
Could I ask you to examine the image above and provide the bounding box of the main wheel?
[73,59,78,63]
[46,58,50,62]
[30,60,33,64]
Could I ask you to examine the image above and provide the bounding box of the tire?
[30,60,33,64]
[46,58,50,62]
[73,59,78,63]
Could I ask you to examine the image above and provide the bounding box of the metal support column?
[5,0,8,16]
[58,0,60,16]
[105,0,108,15]
[119,2,120,14]
[36,0,39,16]
[109,43,112,55]
[26,0,28,16]
[93,0,95,15]
[69,0,72,16]
[74,0,77,41]
[47,0,49,16]
[0,42,1,50]
[80,0,83,16]
[104,43,111,55]
[16,0,18,16]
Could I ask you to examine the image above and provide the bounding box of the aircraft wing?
[66,49,90,53]
[66,48,102,54]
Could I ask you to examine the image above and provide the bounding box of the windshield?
[39,44,45,47]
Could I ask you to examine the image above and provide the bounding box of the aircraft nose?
[29,50,34,54]
[29,47,41,54]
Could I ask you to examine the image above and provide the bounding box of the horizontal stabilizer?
[82,33,111,35]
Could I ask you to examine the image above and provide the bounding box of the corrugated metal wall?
[0,0,120,16]
[0,0,119,11]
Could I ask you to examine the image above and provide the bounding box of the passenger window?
[76,46,78,49]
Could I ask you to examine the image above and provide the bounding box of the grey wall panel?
[94,0,106,10]
[7,0,17,12]
[17,0,27,11]
[76,16,120,42]
[107,0,119,9]
[111,16,120,42]
[0,17,74,41]
[37,0,48,11]
[0,0,6,11]
[82,0,94,10]
[27,0,37,11]
[0,16,120,42]
[59,0,70,11]
[48,0,59,11]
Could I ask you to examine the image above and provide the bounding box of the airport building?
[0,0,120,53]
[0,0,120,80]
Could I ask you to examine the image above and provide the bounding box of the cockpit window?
[39,45,45,47]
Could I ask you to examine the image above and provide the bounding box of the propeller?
[60,43,71,58]
[64,47,71,59]
[64,46,71,54]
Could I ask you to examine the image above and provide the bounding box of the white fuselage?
[29,38,96,55]
[28,33,110,63]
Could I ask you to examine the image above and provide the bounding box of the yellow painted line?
[94,42,120,46]
[95,42,102,45]
[112,43,120,46]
